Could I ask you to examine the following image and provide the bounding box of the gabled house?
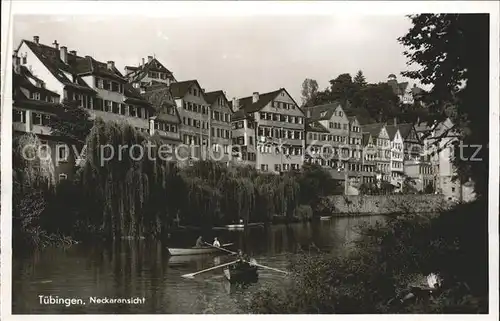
[16,36,154,135]
[385,121,405,190]
[304,102,350,169]
[233,88,305,173]
[204,90,233,163]
[125,55,176,87]
[12,57,75,182]
[142,84,181,147]
[230,105,257,167]
[171,80,211,160]
[361,132,377,184]
[415,118,473,201]
[361,123,391,182]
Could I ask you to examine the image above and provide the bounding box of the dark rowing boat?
[223,261,259,284]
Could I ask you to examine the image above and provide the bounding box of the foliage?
[48,99,93,146]
[250,200,488,313]
[399,14,489,197]
[303,72,400,124]
[14,121,342,247]
[294,163,342,209]
[12,134,76,249]
[353,70,367,87]
[351,83,400,123]
[300,78,319,106]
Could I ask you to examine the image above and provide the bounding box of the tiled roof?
[236,89,282,114]
[304,101,342,121]
[123,83,151,107]
[231,109,253,121]
[22,40,96,93]
[397,123,416,139]
[170,80,201,99]
[362,132,374,146]
[204,90,227,105]
[14,66,60,97]
[385,124,399,140]
[143,86,180,124]
[306,120,329,133]
[361,123,385,137]
[126,57,173,82]
[72,55,126,82]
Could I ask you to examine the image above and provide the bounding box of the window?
[275,164,281,172]
[103,80,111,91]
[31,92,41,100]
[104,100,112,112]
[59,174,68,182]
[58,145,68,160]
[13,110,26,123]
[112,102,120,114]
[261,164,269,171]
[96,78,104,89]
[33,113,42,125]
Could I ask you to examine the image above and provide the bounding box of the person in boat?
[195,236,204,248]
[212,237,221,247]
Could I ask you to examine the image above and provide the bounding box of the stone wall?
[325,194,449,215]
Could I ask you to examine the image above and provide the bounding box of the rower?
[213,237,221,247]
[195,236,203,248]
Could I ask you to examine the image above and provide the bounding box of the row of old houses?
[11,36,471,201]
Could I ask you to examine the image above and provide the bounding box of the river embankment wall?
[325,194,449,215]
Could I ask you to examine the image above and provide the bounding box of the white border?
[1,1,499,321]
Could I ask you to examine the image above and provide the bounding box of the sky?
[13,14,416,103]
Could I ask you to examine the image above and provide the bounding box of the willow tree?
[80,119,180,239]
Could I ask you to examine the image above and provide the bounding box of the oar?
[203,242,237,255]
[182,260,238,279]
[250,261,289,275]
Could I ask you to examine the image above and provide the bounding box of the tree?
[49,99,93,146]
[399,14,489,198]
[351,83,400,122]
[329,73,358,106]
[300,78,319,106]
[353,70,367,87]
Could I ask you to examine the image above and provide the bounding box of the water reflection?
[12,216,385,314]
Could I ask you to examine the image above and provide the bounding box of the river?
[12,215,385,314]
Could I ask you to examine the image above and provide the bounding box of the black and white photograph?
[1,0,499,317]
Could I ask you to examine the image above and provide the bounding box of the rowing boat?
[223,261,259,284]
[320,216,331,221]
[168,243,233,256]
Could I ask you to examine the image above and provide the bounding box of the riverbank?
[323,194,449,216]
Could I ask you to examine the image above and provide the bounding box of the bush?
[250,199,488,313]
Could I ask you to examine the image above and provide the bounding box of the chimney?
[147,56,153,63]
[142,58,145,66]
[52,40,59,49]
[232,97,239,111]
[69,50,77,56]
[393,117,397,126]
[33,36,39,44]
[107,61,115,70]
[60,46,68,63]
[252,92,259,103]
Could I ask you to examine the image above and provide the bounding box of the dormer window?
[320,111,327,117]
[31,92,41,100]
